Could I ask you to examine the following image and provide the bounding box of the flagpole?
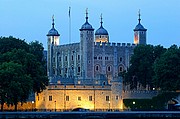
[69,7,71,44]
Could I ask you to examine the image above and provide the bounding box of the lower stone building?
[36,77,123,111]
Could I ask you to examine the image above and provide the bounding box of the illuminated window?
[106,96,110,101]
[89,96,92,101]
[49,96,52,101]
[66,96,69,101]
[78,96,81,101]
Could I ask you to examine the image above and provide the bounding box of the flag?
[69,7,71,18]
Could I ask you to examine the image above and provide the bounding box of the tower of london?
[35,10,148,111]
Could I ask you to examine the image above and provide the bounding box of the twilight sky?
[0,0,180,50]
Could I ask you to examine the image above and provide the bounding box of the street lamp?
[133,101,136,110]
[108,101,110,111]
[31,101,34,111]
[54,101,56,112]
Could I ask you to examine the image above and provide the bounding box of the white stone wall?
[35,85,123,111]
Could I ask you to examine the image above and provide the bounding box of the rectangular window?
[49,96,52,101]
[65,68,68,73]
[78,67,80,73]
[66,96,69,101]
[119,57,122,62]
[65,56,67,61]
[72,55,74,61]
[43,97,45,101]
[106,96,110,101]
[59,56,61,62]
[78,55,80,60]
[89,96,92,101]
[78,96,81,101]
[59,69,61,74]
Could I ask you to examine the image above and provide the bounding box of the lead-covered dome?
[95,26,108,35]
[80,9,94,31]
[80,21,94,31]
[47,27,60,36]
[95,14,108,35]
[47,16,60,36]
[134,11,147,31]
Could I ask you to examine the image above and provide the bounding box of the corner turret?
[134,10,147,45]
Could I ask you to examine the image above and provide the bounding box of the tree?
[0,36,48,111]
[0,62,32,111]
[153,45,180,91]
[29,41,45,64]
[0,36,29,54]
[124,44,166,90]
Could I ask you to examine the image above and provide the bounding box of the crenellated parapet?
[48,84,111,90]
[56,43,80,48]
[94,42,136,48]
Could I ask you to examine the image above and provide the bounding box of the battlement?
[56,42,80,48]
[123,90,159,99]
[94,42,136,47]
[48,84,111,90]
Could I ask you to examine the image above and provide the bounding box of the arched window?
[95,65,101,72]
[107,65,111,72]
[119,66,124,72]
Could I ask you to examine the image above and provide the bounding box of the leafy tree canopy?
[153,45,180,91]
[0,36,48,111]
[124,44,166,90]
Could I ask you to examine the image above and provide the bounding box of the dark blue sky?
[0,0,180,49]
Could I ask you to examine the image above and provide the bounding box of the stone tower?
[95,14,109,44]
[134,10,147,45]
[79,9,94,79]
[46,16,60,78]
